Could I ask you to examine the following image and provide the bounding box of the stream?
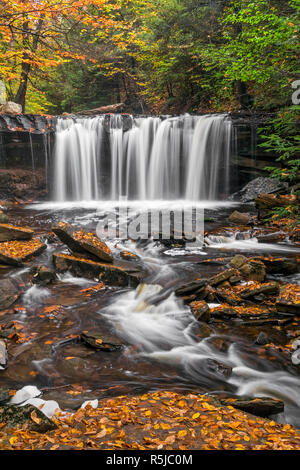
[1,201,299,427]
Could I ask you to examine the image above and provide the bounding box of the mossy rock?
[0,404,57,432]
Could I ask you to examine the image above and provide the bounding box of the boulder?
[0,404,56,432]
[229,254,248,269]
[0,101,22,114]
[0,223,34,242]
[189,300,210,322]
[0,339,7,369]
[239,260,266,282]
[0,278,19,309]
[228,211,251,225]
[219,396,284,418]
[81,331,123,352]
[209,268,237,286]
[53,252,139,287]
[52,222,113,263]
[230,177,288,203]
[0,238,46,266]
[30,265,57,286]
[254,332,269,346]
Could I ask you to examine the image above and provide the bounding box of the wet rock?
[190,300,210,322]
[120,250,139,261]
[0,238,46,266]
[209,268,237,287]
[219,396,284,418]
[207,337,230,353]
[257,231,285,244]
[0,101,22,114]
[260,257,299,275]
[230,177,288,203]
[52,222,113,263]
[228,210,251,225]
[241,282,279,299]
[229,254,248,269]
[254,332,269,346]
[0,278,19,309]
[210,305,238,320]
[239,260,266,282]
[205,359,232,379]
[197,323,213,339]
[229,275,242,285]
[175,279,206,298]
[81,331,123,352]
[53,252,139,287]
[0,223,34,242]
[30,265,57,286]
[0,404,56,432]
[0,339,7,369]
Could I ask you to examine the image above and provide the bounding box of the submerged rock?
[230,177,288,203]
[0,223,34,242]
[52,222,113,263]
[53,252,139,287]
[0,404,56,432]
[81,331,123,352]
[254,332,269,346]
[0,278,19,309]
[30,265,57,286]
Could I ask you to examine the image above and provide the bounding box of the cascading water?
[52,114,232,202]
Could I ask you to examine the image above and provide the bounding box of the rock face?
[52,223,113,263]
[228,210,251,225]
[0,404,56,432]
[53,252,139,287]
[230,177,288,202]
[0,223,34,242]
[0,101,22,114]
[0,279,19,309]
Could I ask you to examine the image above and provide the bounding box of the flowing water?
[53,114,232,202]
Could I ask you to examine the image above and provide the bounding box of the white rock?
[10,385,41,404]
[0,101,22,114]
[21,398,61,418]
[81,399,98,409]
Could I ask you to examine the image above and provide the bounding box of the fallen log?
[72,103,125,115]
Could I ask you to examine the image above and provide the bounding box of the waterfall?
[52,114,232,202]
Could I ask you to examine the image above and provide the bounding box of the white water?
[103,283,300,426]
[53,114,232,202]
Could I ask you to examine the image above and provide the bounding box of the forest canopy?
[0,0,299,114]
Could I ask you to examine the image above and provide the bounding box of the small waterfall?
[52,114,232,202]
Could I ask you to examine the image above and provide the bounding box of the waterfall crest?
[53,114,232,202]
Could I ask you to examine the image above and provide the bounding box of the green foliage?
[259,105,300,184]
